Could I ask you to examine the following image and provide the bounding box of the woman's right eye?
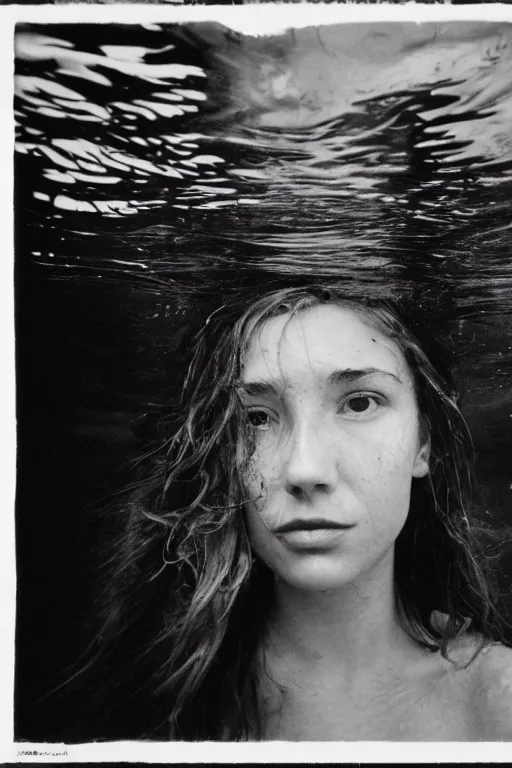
[247,410,271,430]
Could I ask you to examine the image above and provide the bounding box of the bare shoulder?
[471,642,512,740]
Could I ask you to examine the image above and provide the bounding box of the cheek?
[349,423,419,518]
[243,438,278,495]
[243,450,280,548]
[357,416,419,475]
[243,450,263,494]
[243,494,280,570]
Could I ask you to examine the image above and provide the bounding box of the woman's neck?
[264,555,420,682]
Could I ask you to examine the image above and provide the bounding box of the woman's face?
[239,303,430,592]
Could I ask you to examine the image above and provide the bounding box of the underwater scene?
[14,19,512,739]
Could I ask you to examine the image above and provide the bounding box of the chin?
[277,560,357,592]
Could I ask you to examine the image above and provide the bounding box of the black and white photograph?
[7,4,512,758]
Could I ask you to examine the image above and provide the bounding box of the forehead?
[242,304,410,383]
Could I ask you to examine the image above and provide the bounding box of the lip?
[273,519,354,550]
[273,518,353,534]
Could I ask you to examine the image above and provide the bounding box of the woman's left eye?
[340,394,383,417]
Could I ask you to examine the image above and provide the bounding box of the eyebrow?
[327,367,402,385]
[236,380,281,398]
[237,367,402,397]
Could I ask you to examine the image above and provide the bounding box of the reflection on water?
[15,23,512,275]
[14,21,512,513]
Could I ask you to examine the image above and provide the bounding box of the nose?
[283,420,338,500]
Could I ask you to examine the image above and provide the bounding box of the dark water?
[14,20,512,739]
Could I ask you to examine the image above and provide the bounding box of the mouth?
[273,518,354,534]
[272,519,354,550]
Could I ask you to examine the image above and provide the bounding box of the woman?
[81,284,512,741]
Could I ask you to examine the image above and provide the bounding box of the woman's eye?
[341,394,382,416]
[247,410,271,430]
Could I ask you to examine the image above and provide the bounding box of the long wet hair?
[78,284,505,741]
